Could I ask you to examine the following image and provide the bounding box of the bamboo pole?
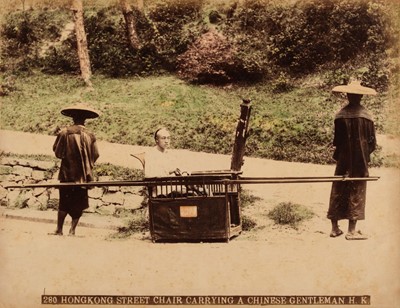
[4,176,380,189]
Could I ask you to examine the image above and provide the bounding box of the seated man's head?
[154,128,170,151]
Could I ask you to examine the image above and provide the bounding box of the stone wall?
[0,157,145,215]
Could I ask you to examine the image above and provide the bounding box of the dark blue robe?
[327,104,376,220]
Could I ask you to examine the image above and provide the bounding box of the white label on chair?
[180,206,198,218]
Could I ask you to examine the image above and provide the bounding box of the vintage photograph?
[1,0,399,307]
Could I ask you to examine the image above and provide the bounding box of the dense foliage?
[216,0,396,90]
[1,0,397,88]
[177,30,237,84]
[0,9,70,72]
[1,0,207,77]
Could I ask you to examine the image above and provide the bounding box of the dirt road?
[1,130,400,307]
[1,200,399,308]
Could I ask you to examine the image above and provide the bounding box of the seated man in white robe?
[145,128,182,178]
[145,128,188,197]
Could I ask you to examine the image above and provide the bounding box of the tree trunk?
[120,0,141,51]
[231,99,252,171]
[71,0,92,87]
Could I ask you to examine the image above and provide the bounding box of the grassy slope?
[1,72,397,165]
[1,73,240,145]
[0,73,331,135]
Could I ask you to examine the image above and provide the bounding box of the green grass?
[1,73,236,142]
[112,208,149,239]
[1,71,398,165]
[267,202,315,229]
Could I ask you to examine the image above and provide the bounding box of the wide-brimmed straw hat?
[61,104,100,119]
[332,80,377,96]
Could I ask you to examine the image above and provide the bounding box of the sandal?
[345,230,368,240]
[330,229,344,238]
[48,231,63,236]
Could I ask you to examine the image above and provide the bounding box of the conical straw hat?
[332,80,377,96]
[61,103,100,119]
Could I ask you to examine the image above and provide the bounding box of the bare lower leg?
[49,211,67,235]
[69,217,80,236]
[348,220,357,234]
[330,219,343,237]
[56,211,67,234]
[331,219,342,232]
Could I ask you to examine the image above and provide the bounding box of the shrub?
[240,190,261,231]
[146,0,207,71]
[220,0,276,81]
[242,215,257,231]
[114,208,149,238]
[177,30,237,84]
[228,33,271,82]
[267,202,314,229]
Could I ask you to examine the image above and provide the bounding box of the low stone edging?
[0,157,145,215]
